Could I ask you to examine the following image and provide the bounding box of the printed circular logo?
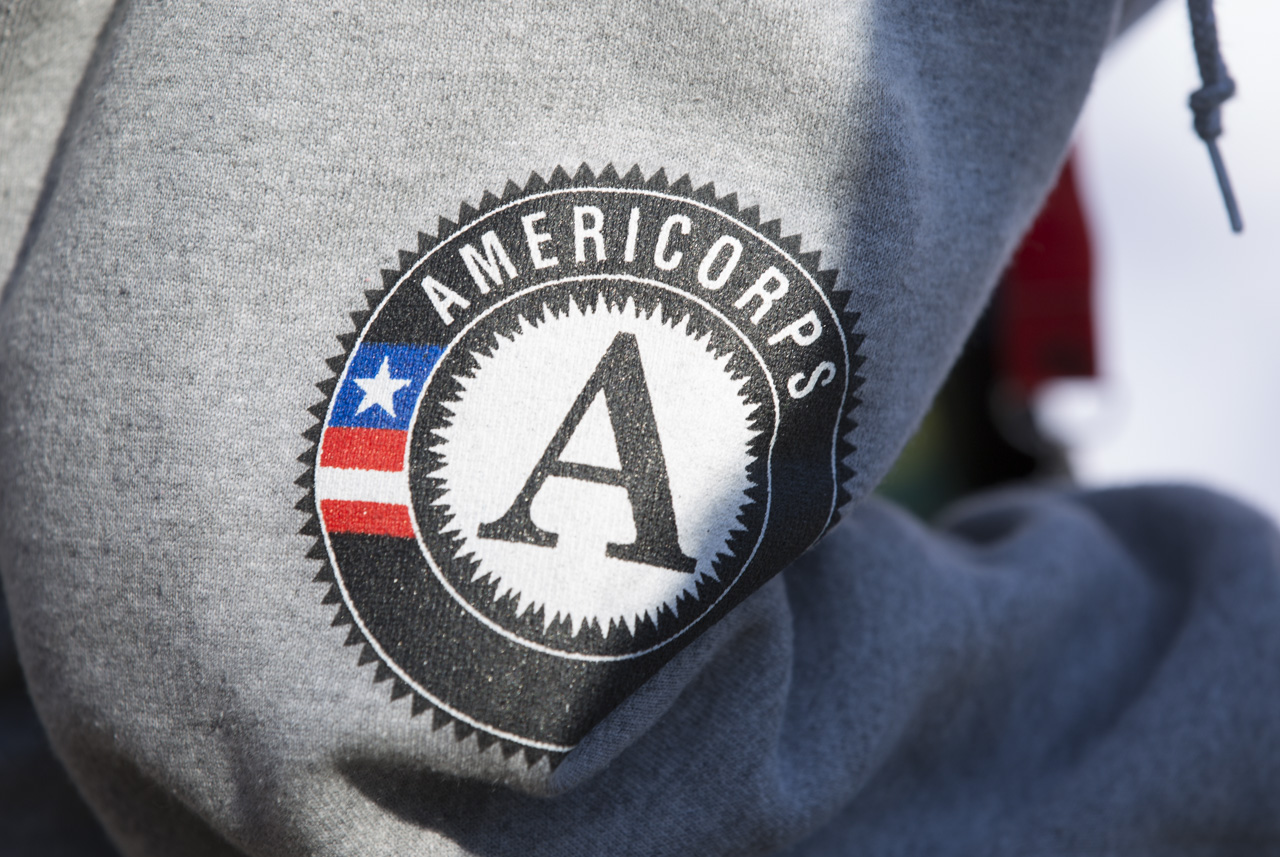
[301,165,860,759]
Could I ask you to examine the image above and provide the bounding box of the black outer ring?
[311,170,857,751]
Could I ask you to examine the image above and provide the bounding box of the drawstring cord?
[1187,0,1243,233]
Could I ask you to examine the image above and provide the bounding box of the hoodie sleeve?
[7,1,1277,856]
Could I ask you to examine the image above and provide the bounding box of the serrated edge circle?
[296,163,866,761]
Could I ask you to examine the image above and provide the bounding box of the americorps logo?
[298,165,862,763]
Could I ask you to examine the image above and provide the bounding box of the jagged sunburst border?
[294,163,867,766]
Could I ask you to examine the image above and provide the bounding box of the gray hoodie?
[1,0,1277,854]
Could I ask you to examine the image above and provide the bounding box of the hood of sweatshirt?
[9,1,1269,855]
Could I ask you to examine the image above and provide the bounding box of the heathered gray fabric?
[0,0,116,289]
[2,0,1279,855]
[0,587,120,855]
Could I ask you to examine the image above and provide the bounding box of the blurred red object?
[999,155,1097,400]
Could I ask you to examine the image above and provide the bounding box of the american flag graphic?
[316,342,442,538]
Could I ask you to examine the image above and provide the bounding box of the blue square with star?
[327,343,443,431]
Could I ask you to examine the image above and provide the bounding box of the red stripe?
[321,500,415,538]
[320,427,408,472]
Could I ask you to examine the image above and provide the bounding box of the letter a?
[477,332,697,574]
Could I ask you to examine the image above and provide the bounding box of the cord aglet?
[1204,138,1244,233]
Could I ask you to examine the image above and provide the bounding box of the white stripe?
[315,466,411,506]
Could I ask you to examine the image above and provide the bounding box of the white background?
[1048,0,1280,523]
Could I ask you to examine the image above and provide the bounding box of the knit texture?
[3,1,1277,854]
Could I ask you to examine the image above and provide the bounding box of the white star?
[353,357,411,417]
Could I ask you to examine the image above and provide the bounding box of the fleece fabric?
[1,0,1277,855]
[0,0,116,288]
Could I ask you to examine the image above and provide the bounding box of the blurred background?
[880,0,1280,524]
[1069,0,1280,522]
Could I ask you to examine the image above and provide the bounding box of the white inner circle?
[431,293,761,639]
